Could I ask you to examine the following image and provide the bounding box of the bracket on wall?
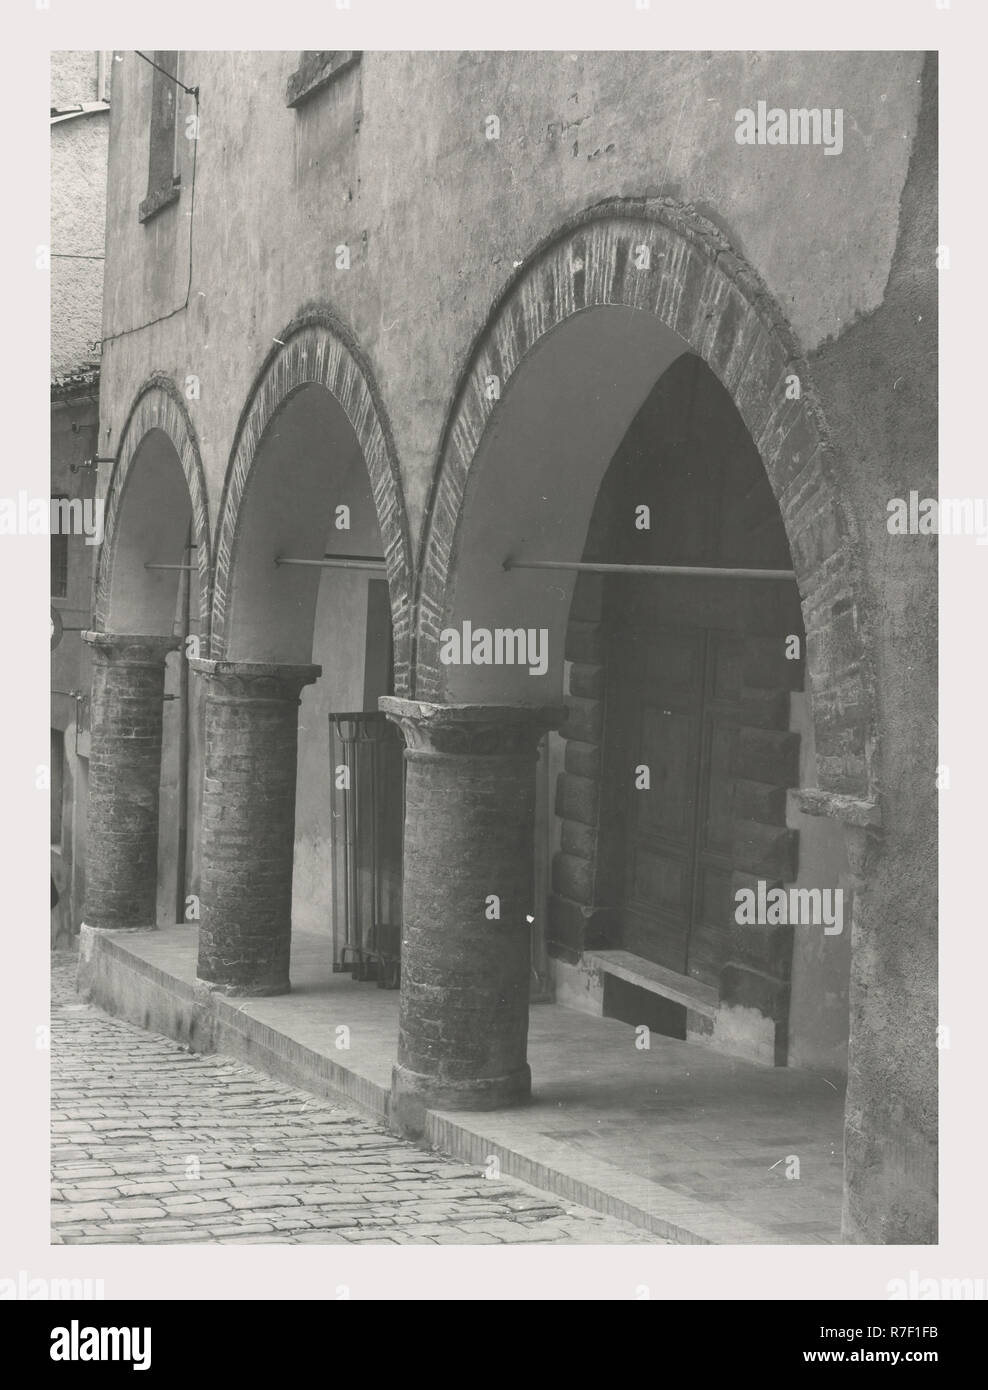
[69,454,115,474]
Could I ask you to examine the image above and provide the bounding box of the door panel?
[605,582,793,985]
[635,706,697,839]
[622,903,689,975]
[609,628,705,975]
[702,721,737,855]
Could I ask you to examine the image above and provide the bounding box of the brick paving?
[51,957,659,1246]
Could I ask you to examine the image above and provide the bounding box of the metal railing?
[328,711,404,988]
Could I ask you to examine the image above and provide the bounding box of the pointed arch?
[415,200,879,807]
[209,310,413,691]
[94,376,211,639]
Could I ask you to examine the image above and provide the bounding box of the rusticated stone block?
[568,662,604,701]
[564,620,604,665]
[552,851,594,905]
[734,727,800,785]
[547,895,618,961]
[559,696,603,744]
[733,778,789,825]
[564,739,601,779]
[732,819,798,881]
[561,819,596,860]
[739,686,791,730]
[554,772,599,827]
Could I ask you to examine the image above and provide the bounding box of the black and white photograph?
[3,0,984,1342]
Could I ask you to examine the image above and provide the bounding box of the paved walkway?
[51,957,658,1245]
[96,925,845,1241]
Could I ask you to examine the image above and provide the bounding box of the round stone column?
[191,659,321,996]
[82,631,179,930]
[380,698,563,1126]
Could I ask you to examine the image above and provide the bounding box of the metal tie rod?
[275,555,387,571]
[502,558,796,581]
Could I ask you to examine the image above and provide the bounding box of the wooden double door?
[602,576,793,990]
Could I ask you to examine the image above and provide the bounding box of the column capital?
[82,631,180,665]
[190,658,321,703]
[379,697,564,757]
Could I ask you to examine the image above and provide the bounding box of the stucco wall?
[51,51,102,108]
[51,109,107,379]
[98,50,924,552]
[810,56,938,1245]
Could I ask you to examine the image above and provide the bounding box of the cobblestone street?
[51,958,658,1246]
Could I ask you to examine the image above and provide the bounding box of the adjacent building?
[50,52,110,943]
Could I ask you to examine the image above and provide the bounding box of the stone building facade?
[80,50,937,1243]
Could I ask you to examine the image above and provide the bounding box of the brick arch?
[209,311,413,692]
[415,200,879,808]
[94,376,211,638]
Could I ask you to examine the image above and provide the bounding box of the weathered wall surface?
[99,50,924,552]
[810,56,938,1245]
[51,113,107,378]
[51,51,102,108]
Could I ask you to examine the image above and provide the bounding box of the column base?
[389,1062,531,1137]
